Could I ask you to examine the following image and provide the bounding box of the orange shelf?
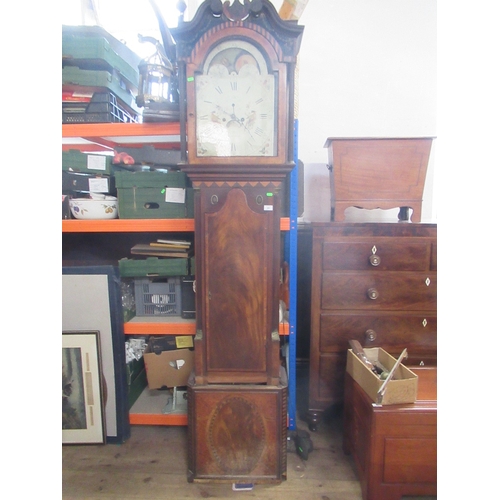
[124,318,196,335]
[62,218,195,233]
[129,412,187,426]
[124,318,289,336]
[62,122,181,151]
[62,218,289,232]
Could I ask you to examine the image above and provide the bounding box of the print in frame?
[62,330,106,444]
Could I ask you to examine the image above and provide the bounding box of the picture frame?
[62,266,130,443]
[62,330,106,444]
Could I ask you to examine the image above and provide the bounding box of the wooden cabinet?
[325,137,434,222]
[342,368,437,500]
[307,222,437,428]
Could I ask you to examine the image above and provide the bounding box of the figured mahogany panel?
[195,185,281,383]
[187,381,287,483]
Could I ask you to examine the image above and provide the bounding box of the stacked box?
[63,149,113,174]
[62,90,139,124]
[62,66,139,114]
[143,346,194,390]
[62,34,140,89]
[119,257,189,278]
[115,170,192,219]
[134,277,182,317]
[62,25,142,123]
[62,150,116,203]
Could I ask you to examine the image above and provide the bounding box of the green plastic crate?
[62,35,139,88]
[62,149,113,175]
[119,257,189,278]
[115,170,191,219]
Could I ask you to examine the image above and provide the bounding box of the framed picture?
[62,266,130,443]
[62,330,106,444]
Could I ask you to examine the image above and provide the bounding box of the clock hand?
[214,103,241,124]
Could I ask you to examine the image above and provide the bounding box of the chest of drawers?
[307,223,437,429]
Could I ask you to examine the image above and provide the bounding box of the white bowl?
[69,196,118,220]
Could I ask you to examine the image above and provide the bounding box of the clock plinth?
[187,369,288,484]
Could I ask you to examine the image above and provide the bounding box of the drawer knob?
[367,288,379,300]
[365,329,377,342]
[369,254,381,266]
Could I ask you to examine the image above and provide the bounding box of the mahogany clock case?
[171,0,303,485]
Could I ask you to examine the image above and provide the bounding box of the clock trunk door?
[200,185,281,384]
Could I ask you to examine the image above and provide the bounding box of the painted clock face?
[195,40,277,158]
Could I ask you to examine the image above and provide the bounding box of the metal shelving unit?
[62,122,292,426]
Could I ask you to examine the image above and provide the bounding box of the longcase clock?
[172,0,303,484]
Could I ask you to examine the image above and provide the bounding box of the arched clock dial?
[195,40,277,157]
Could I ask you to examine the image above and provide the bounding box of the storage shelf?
[129,386,188,426]
[62,120,294,428]
[124,316,195,335]
[62,218,290,232]
[62,218,195,233]
[62,122,181,151]
[124,316,289,336]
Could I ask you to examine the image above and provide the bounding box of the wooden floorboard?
[62,363,436,500]
[62,415,365,500]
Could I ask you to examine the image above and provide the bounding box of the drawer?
[319,312,437,354]
[321,272,437,311]
[322,240,432,272]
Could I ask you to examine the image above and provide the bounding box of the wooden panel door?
[195,184,282,384]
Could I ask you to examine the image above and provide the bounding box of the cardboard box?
[143,346,194,390]
[149,335,194,354]
[346,347,418,405]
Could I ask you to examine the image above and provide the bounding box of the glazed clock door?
[197,184,282,384]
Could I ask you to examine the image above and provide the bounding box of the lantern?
[136,35,179,122]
